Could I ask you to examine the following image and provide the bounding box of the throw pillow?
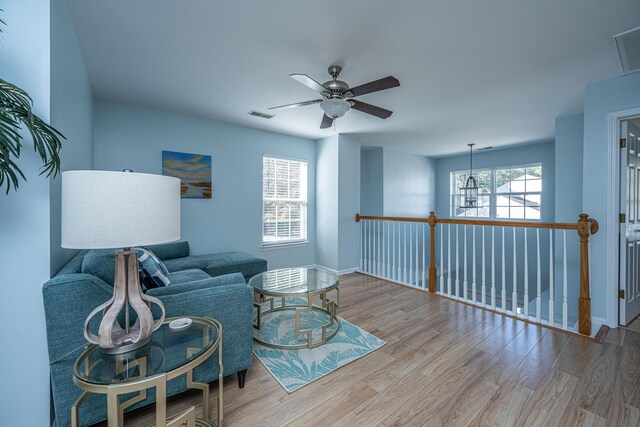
[137,247,171,289]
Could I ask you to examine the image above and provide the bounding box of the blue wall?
[383,148,437,217]
[0,1,52,425]
[50,0,94,275]
[316,135,339,270]
[94,100,317,269]
[360,148,384,216]
[555,114,584,222]
[338,134,361,271]
[435,142,556,220]
[583,71,640,324]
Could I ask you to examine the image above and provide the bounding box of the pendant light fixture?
[461,143,479,208]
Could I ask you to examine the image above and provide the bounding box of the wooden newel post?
[577,213,599,336]
[428,211,437,293]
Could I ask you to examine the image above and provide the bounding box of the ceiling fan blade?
[269,99,322,111]
[290,74,327,94]
[351,100,393,119]
[320,114,334,129]
[349,76,400,97]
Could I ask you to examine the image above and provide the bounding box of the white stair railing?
[355,212,599,336]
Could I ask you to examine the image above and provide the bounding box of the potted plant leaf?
[0,11,65,194]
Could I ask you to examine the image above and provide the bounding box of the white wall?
[0,1,52,425]
[94,100,317,269]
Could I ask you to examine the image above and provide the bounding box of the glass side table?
[72,316,223,427]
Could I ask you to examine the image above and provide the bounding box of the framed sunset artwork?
[162,150,212,198]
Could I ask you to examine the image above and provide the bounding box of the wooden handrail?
[355,213,579,230]
[354,211,599,336]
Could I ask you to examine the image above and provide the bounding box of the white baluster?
[472,225,477,303]
[422,223,426,289]
[524,228,529,318]
[410,222,414,285]
[512,228,518,314]
[491,226,496,309]
[482,226,486,307]
[563,230,568,329]
[415,222,419,287]
[382,221,386,278]
[447,224,452,295]
[440,225,444,293]
[502,227,506,312]
[367,221,373,274]
[364,220,368,273]
[549,230,555,326]
[360,220,364,272]
[377,221,381,276]
[536,229,541,322]
[393,221,396,281]
[373,221,377,276]
[403,222,407,283]
[463,224,468,301]
[386,221,393,279]
[455,224,460,298]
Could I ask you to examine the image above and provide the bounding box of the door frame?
[606,107,640,327]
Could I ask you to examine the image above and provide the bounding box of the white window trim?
[261,154,308,247]
[450,162,543,220]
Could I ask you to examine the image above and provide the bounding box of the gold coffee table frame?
[71,317,223,427]
[251,269,340,350]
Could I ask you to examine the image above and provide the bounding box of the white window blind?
[262,156,308,245]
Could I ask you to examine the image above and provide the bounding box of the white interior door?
[620,119,640,325]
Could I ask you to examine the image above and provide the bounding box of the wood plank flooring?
[107,273,640,427]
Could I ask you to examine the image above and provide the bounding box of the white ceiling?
[67,0,640,157]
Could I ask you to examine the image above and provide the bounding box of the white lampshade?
[61,170,181,249]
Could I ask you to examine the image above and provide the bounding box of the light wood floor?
[112,273,640,427]
[625,315,640,334]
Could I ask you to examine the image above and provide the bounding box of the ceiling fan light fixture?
[320,98,351,119]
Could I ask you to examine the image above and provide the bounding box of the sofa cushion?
[137,247,171,289]
[146,241,190,260]
[81,249,118,286]
[163,251,267,279]
[169,269,211,285]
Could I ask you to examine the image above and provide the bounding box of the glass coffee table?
[72,316,223,427]
[249,267,340,349]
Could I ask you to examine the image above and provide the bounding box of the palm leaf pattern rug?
[253,300,385,393]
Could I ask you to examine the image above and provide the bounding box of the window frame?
[261,154,309,248]
[450,162,543,220]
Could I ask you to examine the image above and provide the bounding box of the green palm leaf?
[0,12,65,194]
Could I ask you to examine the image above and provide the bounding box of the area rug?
[253,304,385,393]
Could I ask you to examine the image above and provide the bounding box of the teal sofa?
[43,241,267,427]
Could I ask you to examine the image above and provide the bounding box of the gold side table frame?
[253,282,340,350]
[71,317,223,427]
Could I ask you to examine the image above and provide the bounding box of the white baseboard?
[302,264,358,276]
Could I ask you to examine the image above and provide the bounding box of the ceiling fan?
[269,65,400,129]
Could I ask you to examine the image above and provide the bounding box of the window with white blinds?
[262,155,308,245]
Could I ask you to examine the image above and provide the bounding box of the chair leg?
[237,369,247,389]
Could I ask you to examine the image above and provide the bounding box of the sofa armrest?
[146,273,245,297]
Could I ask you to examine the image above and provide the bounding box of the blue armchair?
[43,242,266,427]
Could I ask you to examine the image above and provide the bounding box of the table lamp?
[61,170,181,353]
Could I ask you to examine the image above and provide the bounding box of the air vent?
[615,27,640,73]
[478,146,494,151]
[248,110,275,119]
